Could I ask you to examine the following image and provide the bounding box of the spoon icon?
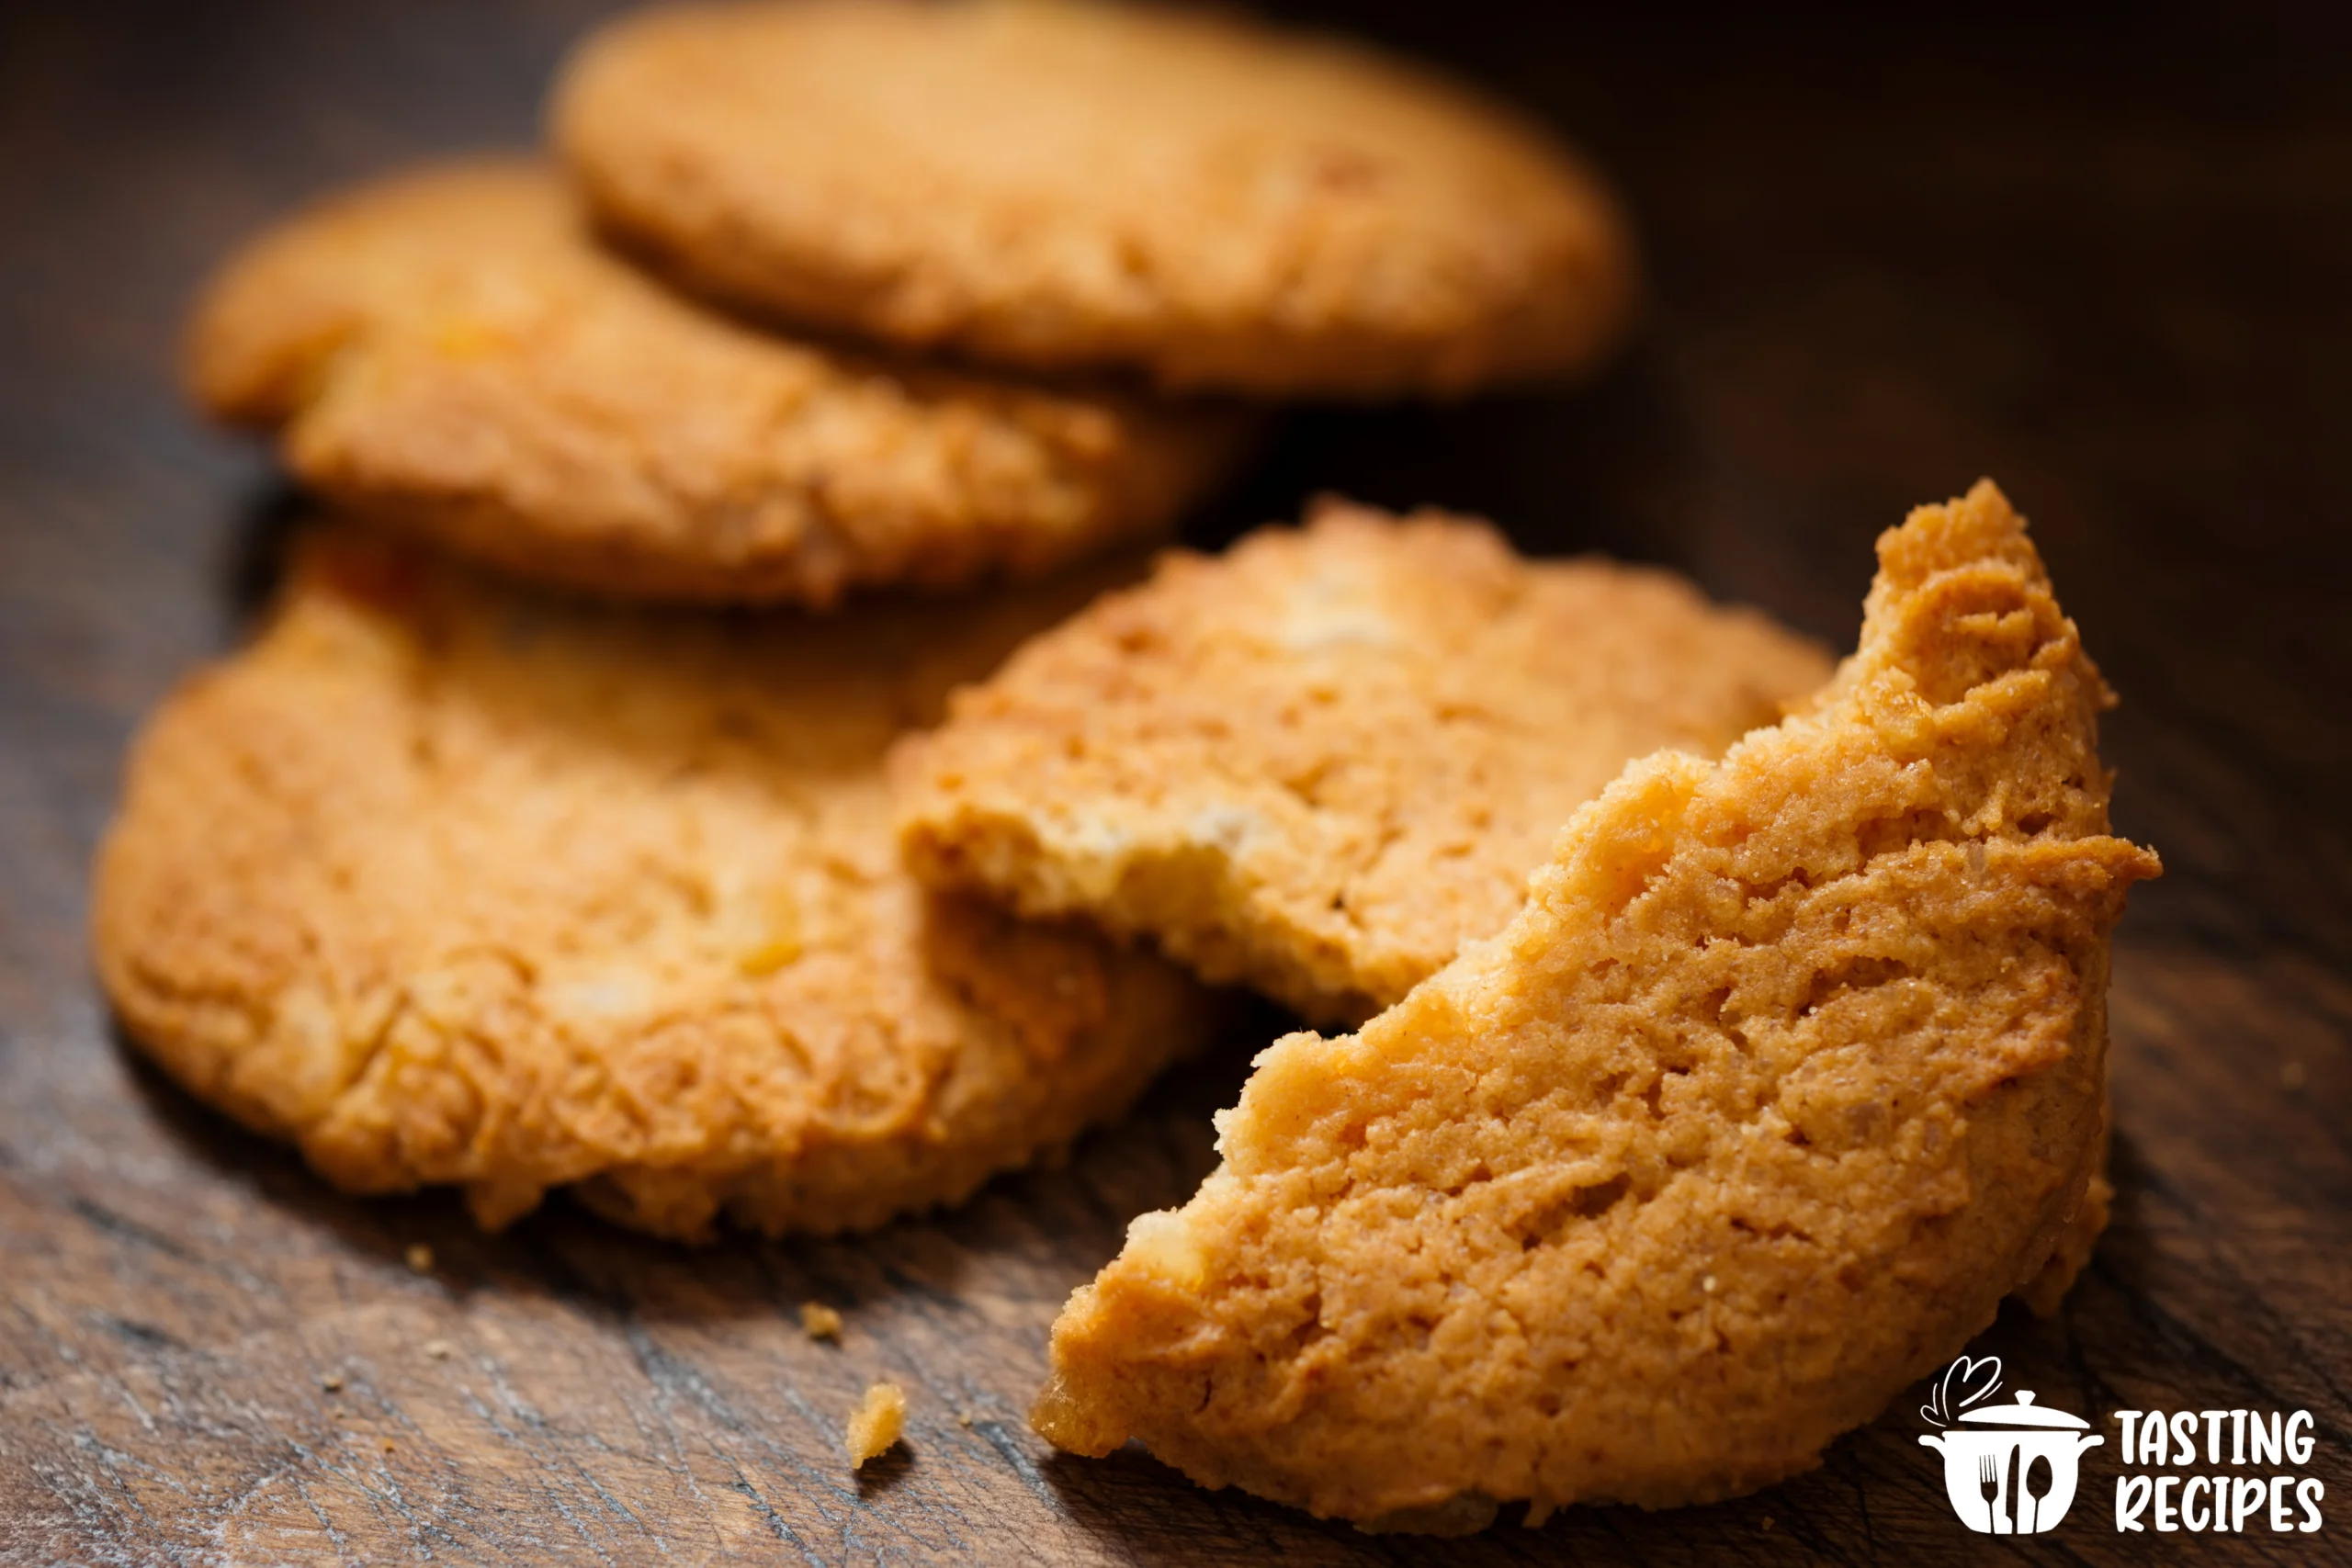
[2022,1452,2054,1533]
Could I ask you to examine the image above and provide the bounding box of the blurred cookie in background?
[555,0,1637,398]
[185,160,1250,604]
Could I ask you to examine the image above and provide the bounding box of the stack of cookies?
[94,0,2162,1535]
[99,0,1642,1242]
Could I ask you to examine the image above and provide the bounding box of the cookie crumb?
[404,1243,434,1273]
[800,1303,843,1340]
[956,1411,973,1427]
[2282,1060,2308,1091]
[321,1373,344,1393]
[423,1339,452,1360]
[381,1438,396,1453]
[1760,1516,1774,1531]
[846,1382,907,1468]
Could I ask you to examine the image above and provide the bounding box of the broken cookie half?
[898,500,1831,1023]
[1033,481,2159,1528]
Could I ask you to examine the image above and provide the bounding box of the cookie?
[92,526,1214,1241]
[184,160,1246,604]
[553,0,1635,398]
[896,501,1834,1023]
[1032,481,2160,1527]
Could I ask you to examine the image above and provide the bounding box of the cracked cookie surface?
[897,501,1834,1022]
[1032,482,2159,1526]
[186,160,1245,604]
[554,0,1635,397]
[93,527,1213,1240]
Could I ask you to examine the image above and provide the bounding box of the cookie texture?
[897,502,1833,1023]
[1032,482,2160,1527]
[185,160,1244,604]
[554,0,1635,397]
[93,528,1214,1241]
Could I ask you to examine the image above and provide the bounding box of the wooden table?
[3,3,2346,1562]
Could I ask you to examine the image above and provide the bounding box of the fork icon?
[1978,1453,2002,1532]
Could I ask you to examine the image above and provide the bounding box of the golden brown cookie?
[553,0,1635,398]
[92,527,1214,1241]
[896,501,1833,1023]
[1032,481,2159,1527]
[184,159,1246,604]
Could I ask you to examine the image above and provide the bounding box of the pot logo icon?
[1917,1356,2105,1534]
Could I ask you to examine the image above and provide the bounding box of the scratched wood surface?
[3,3,2349,1563]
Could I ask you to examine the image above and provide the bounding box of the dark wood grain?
[3,3,2349,1562]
